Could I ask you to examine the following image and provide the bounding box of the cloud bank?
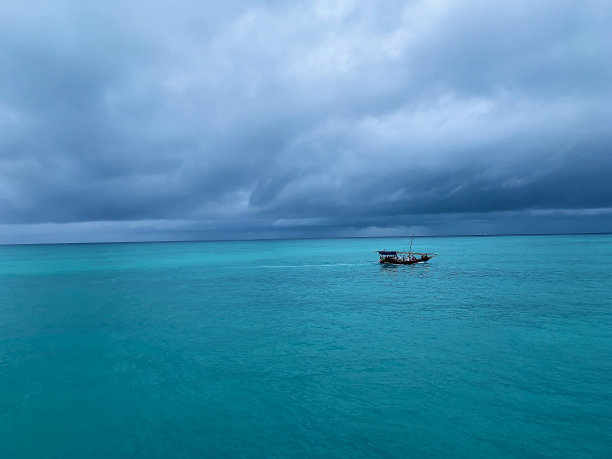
[0,0,611,242]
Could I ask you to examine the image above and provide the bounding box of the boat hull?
[380,256,431,265]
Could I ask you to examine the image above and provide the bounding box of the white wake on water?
[235,262,374,269]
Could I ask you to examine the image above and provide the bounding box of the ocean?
[0,235,610,457]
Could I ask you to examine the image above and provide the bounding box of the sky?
[0,0,611,243]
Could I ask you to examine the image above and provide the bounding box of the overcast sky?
[0,0,610,243]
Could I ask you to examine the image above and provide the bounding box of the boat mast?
[409,235,414,256]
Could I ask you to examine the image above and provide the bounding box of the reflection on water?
[379,261,433,277]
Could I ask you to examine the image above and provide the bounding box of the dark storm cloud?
[0,0,611,242]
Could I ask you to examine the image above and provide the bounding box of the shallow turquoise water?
[0,235,610,457]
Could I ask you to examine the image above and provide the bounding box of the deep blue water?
[0,235,610,457]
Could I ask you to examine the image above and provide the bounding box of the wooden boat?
[375,237,437,265]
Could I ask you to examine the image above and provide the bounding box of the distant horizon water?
[1,234,610,457]
[1,230,611,248]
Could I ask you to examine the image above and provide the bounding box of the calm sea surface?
[0,235,610,457]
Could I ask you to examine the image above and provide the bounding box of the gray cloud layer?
[1,0,611,242]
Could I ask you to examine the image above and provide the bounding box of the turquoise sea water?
[0,235,610,457]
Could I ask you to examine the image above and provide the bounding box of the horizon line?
[1,231,610,248]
